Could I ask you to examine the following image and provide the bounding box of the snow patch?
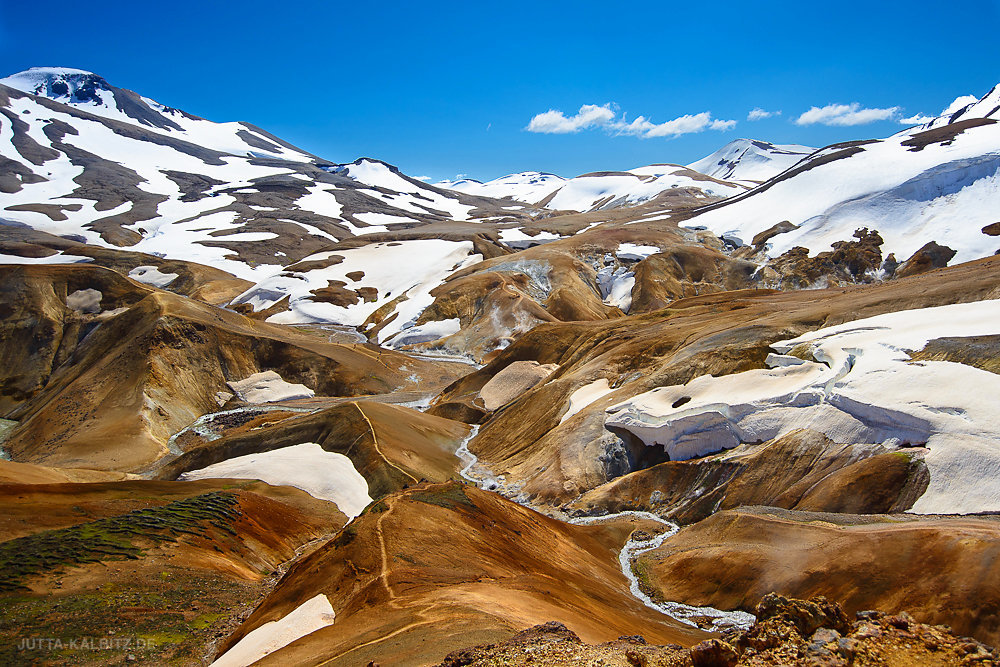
[559,379,615,425]
[128,265,178,287]
[227,371,314,404]
[181,443,372,518]
[385,318,461,348]
[210,593,336,667]
[616,243,660,261]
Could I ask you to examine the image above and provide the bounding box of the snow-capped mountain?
[915,83,1000,131]
[437,172,567,205]
[683,85,1000,265]
[0,67,316,161]
[687,138,815,184]
[0,68,528,280]
[438,164,745,212]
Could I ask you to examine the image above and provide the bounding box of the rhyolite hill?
[1,66,999,666]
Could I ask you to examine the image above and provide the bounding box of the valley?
[1,66,999,666]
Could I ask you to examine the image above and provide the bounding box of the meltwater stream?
[454,425,755,633]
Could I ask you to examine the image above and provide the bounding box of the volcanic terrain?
[1,66,1000,666]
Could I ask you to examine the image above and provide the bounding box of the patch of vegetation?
[0,492,241,591]
[0,569,263,666]
[631,558,665,604]
[365,499,389,514]
[409,484,474,510]
[331,524,356,549]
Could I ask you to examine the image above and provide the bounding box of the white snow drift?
[606,299,1000,514]
[439,165,743,212]
[226,371,314,404]
[210,594,336,667]
[180,442,373,518]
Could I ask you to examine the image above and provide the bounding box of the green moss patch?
[0,491,241,591]
[409,484,473,510]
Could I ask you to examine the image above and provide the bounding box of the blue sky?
[1,1,998,181]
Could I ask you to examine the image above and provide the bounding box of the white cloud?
[710,118,738,131]
[795,103,900,126]
[526,104,616,134]
[942,94,979,116]
[527,104,736,139]
[413,175,431,181]
[747,108,781,121]
[613,111,737,138]
[899,113,936,125]
[897,94,980,126]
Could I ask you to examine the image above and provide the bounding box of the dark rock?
[982,222,1000,236]
[886,611,914,630]
[855,609,885,621]
[881,253,898,277]
[769,228,884,288]
[625,648,648,667]
[689,638,738,667]
[756,593,851,637]
[752,220,799,248]
[895,241,957,278]
[510,621,581,645]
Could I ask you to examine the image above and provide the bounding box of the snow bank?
[385,318,461,348]
[596,266,635,311]
[437,171,566,204]
[687,139,814,183]
[499,227,563,249]
[616,243,660,261]
[210,593,335,667]
[546,168,741,212]
[606,299,1000,514]
[180,442,372,517]
[559,379,614,425]
[128,265,178,287]
[227,371,314,404]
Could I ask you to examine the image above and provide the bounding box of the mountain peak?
[688,138,814,182]
[917,83,1000,131]
[1,67,110,104]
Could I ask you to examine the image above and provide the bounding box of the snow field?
[606,299,1000,513]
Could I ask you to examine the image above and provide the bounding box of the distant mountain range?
[0,67,530,280]
[2,65,1000,317]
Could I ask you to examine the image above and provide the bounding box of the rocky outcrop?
[433,594,997,666]
[767,228,884,288]
[895,241,958,278]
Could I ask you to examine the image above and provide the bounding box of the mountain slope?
[0,68,529,281]
[686,138,815,183]
[438,164,745,212]
[682,86,1000,264]
[438,171,567,205]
